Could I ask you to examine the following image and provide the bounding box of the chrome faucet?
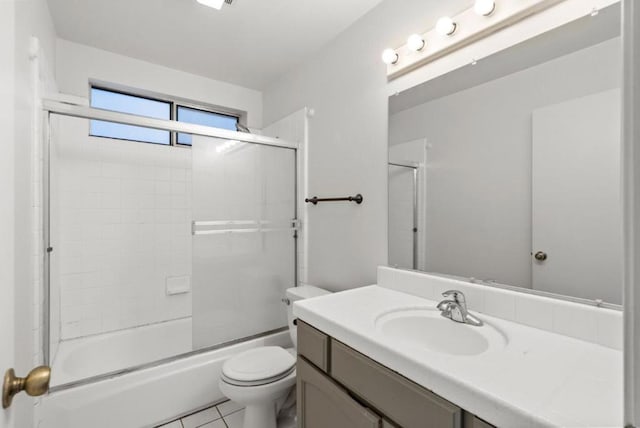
[437,290,482,326]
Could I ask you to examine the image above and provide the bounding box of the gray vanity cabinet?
[296,321,496,428]
[297,356,382,428]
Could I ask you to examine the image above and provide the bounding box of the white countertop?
[294,285,622,428]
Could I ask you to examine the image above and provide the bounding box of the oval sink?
[375,308,507,356]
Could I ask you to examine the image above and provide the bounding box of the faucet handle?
[442,290,466,304]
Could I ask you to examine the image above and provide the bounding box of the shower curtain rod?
[41,99,299,150]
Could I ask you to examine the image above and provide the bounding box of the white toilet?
[219,285,331,428]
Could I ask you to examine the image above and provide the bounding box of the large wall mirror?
[388,3,622,306]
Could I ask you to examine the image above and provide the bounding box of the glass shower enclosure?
[44,101,298,389]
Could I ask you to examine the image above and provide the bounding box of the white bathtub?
[40,327,291,428]
[51,318,193,387]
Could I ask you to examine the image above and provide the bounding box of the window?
[89,86,241,146]
[176,105,239,146]
[90,88,172,145]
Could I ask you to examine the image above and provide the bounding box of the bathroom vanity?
[296,320,493,428]
[293,269,622,428]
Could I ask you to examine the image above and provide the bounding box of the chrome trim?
[48,327,289,393]
[42,111,51,367]
[192,220,300,236]
[412,167,418,271]
[437,290,483,326]
[194,228,298,236]
[42,100,298,150]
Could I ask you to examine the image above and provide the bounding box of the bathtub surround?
[50,318,192,386]
[51,115,193,342]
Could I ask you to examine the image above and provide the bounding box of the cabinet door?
[331,340,462,428]
[297,321,330,372]
[297,357,381,428]
[463,413,495,428]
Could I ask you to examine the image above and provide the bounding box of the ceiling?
[47,0,385,90]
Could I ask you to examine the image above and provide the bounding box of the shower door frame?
[41,99,300,391]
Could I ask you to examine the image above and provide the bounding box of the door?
[1,2,15,427]
[297,357,381,428]
[388,164,417,270]
[532,89,622,303]
[191,136,297,350]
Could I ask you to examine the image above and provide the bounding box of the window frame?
[89,84,242,148]
[173,102,241,147]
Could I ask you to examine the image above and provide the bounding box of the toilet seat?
[221,346,296,387]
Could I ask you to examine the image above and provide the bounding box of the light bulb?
[381,48,399,65]
[436,17,457,36]
[407,34,425,52]
[474,0,496,16]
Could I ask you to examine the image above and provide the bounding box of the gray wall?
[263,0,472,291]
[389,38,621,288]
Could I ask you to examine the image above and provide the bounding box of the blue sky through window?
[90,88,171,145]
[177,106,238,145]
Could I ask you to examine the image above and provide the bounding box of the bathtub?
[39,324,291,428]
[51,318,194,387]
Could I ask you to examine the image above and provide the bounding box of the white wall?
[262,0,472,291]
[389,38,621,289]
[56,39,264,129]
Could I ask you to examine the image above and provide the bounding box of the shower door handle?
[2,366,51,409]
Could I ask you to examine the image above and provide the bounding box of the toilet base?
[244,403,277,428]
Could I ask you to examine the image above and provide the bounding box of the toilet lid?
[222,346,296,386]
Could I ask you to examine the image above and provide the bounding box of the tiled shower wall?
[51,115,192,340]
[48,109,306,343]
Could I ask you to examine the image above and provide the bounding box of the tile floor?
[156,400,245,428]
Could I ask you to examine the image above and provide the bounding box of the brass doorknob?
[534,251,548,261]
[2,366,51,409]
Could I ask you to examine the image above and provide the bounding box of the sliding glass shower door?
[191,136,297,350]
[46,107,297,389]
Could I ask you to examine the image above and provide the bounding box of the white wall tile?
[514,295,553,330]
[54,116,193,340]
[595,309,623,350]
[552,301,598,343]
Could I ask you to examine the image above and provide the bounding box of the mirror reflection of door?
[388,163,417,269]
[532,89,622,303]
[388,139,427,271]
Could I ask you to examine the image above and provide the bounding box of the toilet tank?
[285,285,331,348]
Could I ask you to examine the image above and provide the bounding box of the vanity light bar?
[382,0,565,79]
